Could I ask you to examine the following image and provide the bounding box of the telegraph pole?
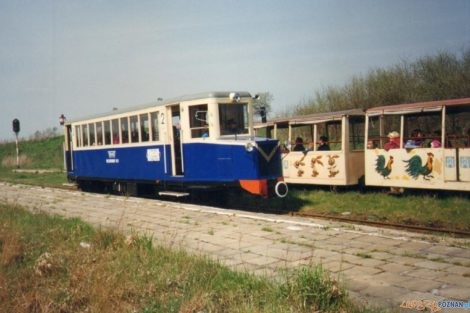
[12,119,20,168]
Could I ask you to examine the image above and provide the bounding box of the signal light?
[12,119,20,133]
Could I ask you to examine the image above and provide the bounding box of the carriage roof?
[366,97,470,116]
[66,91,252,125]
[254,108,364,129]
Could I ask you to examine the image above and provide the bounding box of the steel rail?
[291,211,470,237]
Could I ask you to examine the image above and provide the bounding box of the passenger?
[413,129,424,146]
[430,130,442,148]
[317,136,330,151]
[367,140,375,149]
[384,131,400,151]
[404,129,423,149]
[293,137,305,151]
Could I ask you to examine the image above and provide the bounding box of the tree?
[294,49,470,115]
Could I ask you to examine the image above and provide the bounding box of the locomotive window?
[140,113,150,142]
[130,115,139,143]
[104,120,111,145]
[75,125,82,147]
[111,119,119,144]
[349,116,365,150]
[120,117,129,143]
[150,112,159,141]
[88,123,96,146]
[189,104,209,138]
[219,103,248,135]
[96,122,103,145]
[82,124,89,147]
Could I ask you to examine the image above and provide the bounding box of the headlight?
[245,142,254,152]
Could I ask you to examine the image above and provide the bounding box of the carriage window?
[111,119,119,144]
[82,124,89,147]
[290,124,313,150]
[130,115,139,143]
[96,122,103,145]
[219,103,248,135]
[150,112,159,141]
[403,112,441,148]
[316,122,341,150]
[104,120,111,145]
[368,115,401,149]
[88,123,96,146]
[349,116,365,150]
[140,113,150,142]
[120,117,129,143]
[189,104,209,138]
[75,125,82,147]
[445,105,470,148]
[367,116,381,149]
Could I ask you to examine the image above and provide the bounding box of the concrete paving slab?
[438,286,470,301]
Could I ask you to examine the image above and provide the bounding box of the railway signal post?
[12,118,20,168]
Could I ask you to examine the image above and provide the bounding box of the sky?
[1,0,469,141]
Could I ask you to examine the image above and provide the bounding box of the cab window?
[219,103,248,135]
[189,104,209,138]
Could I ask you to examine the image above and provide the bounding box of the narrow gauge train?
[255,109,365,186]
[255,98,470,193]
[63,92,288,198]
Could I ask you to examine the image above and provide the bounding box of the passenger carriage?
[63,92,287,198]
[255,109,366,186]
[365,98,470,192]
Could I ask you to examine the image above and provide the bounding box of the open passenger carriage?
[255,109,366,186]
[365,98,470,192]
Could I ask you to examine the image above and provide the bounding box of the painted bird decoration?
[404,152,434,180]
[375,155,393,178]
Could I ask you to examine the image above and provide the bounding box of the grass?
[231,187,470,232]
[0,203,378,313]
[290,188,470,232]
[0,136,67,187]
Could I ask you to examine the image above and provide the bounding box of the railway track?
[290,211,470,237]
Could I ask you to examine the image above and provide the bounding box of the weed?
[355,252,372,259]
[280,265,345,311]
[261,226,273,232]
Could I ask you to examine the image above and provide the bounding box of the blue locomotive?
[63,92,288,198]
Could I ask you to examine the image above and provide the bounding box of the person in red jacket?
[384,131,400,151]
